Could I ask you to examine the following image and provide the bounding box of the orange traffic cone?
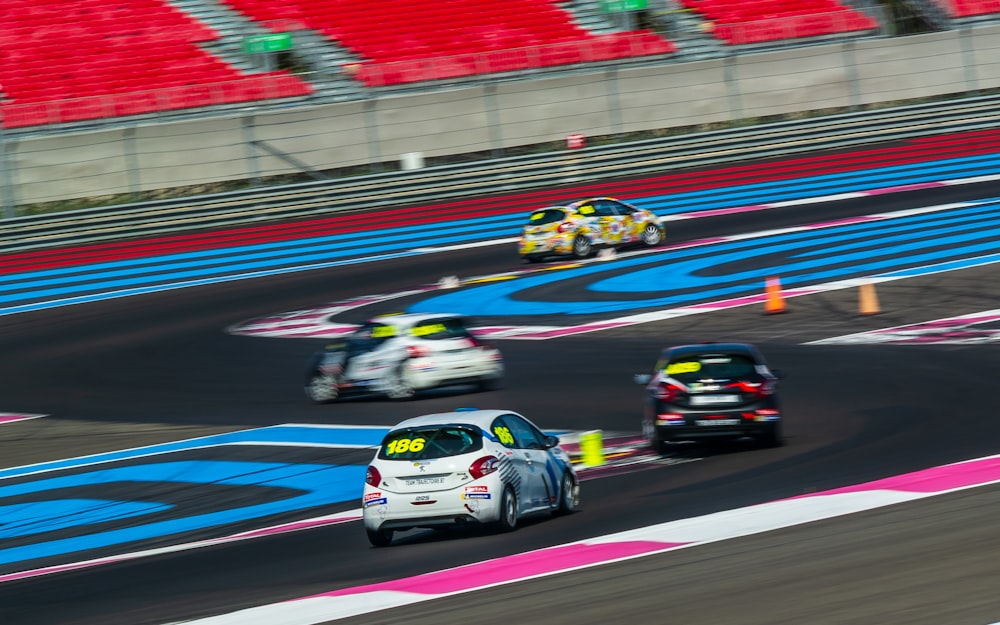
[764,276,786,314]
[859,279,881,315]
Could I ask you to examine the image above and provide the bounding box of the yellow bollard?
[579,430,605,467]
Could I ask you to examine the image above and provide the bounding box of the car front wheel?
[571,235,592,259]
[554,472,579,516]
[305,372,339,404]
[384,366,417,400]
[641,223,664,247]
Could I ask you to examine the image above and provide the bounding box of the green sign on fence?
[601,0,647,11]
[243,33,294,55]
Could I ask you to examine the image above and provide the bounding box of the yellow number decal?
[493,426,515,446]
[412,323,446,337]
[529,212,545,221]
[666,361,701,375]
[386,437,426,455]
[371,326,396,339]
[578,205,595,215]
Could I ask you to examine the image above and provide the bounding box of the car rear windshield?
[660,353,758,382]
[378,426,483,460]
[411,318,473,340]
[525,208,566,225]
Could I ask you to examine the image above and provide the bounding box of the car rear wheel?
[759,422,784,448]
[366,527,394,547]
[305,372,339,404]
[495,486,518,532]
[641,223,664,247]
[477,376,502,392]
[554,472,579,516]
[571,235,592,259]
[384,366,416,400]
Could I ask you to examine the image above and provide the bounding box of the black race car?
[637,342,785,453]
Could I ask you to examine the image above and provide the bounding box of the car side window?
[491,416,518,449]
[593,200,618,217]
[347,322,395,354]
[505,415,547,450]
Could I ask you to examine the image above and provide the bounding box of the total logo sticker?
[463,485,491,500]
[364,492,388,507]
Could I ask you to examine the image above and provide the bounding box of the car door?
[606,198,641,243]
[503,415,558,513]
[593,199,627,246]
[341,322,400,387]
[490,415,543,515]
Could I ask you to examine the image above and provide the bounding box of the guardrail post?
[606,68,623,136]
[124,125,141,200]
[0,123,16,219]
[960,27,979,95]
[723,51,743,121]
[364,97,384,172]
[842,39,861,111]
[485,83,504,158]
[242,109,261,188]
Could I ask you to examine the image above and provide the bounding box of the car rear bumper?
[362,487,503,531]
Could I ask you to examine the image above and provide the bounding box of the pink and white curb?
[0,413,46,425]
[173,452,1000,625]
[809,309,1000,345]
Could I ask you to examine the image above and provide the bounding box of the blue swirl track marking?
[0,425,386,572]
[409,199,1000,316]
[2,151,999,317]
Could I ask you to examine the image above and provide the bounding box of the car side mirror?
[544,435,560,449]
[634,373,652,385]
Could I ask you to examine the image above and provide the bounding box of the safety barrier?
[2,93,1000,254]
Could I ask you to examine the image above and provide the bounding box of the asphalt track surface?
[2,143,1000,625]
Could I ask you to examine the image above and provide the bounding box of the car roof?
[387,409,517,432]
[367,312,466,328]
[662,342,761,359]
[533,197,626,212]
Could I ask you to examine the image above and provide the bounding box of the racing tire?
[477,376,502,392]
[641,223,664,247]
[305,372,339,404]
[366,527,394,547]
[571,235,592,259]
[554,472,579,516]
[759,422,784,448]
[495,486,518,533]
[384,366,417,401]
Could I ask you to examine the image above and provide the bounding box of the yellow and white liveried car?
[517,197,664,262]
[362,409,579,547]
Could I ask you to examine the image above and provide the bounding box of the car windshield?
[525,208,567,225]
[411,318,473,340]
[659,353,758,382]
[378,426,483,460]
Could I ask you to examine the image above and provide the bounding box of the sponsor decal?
[364,497,388,508]
[364,492,383,502]
[463,485,491,499]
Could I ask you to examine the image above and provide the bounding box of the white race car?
[362,409,580,546]
[305,313,503,402]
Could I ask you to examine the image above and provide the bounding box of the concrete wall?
[3,25,999,207]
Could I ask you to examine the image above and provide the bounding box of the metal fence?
[0,23,999,222]
[3,92,1000,254]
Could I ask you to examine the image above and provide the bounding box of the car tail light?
[655,413,684,425]
[365,465,382,487]
[653,381,683,402]
[406,345,429,358]
[469,456,499,479]
[731,380,775,398]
